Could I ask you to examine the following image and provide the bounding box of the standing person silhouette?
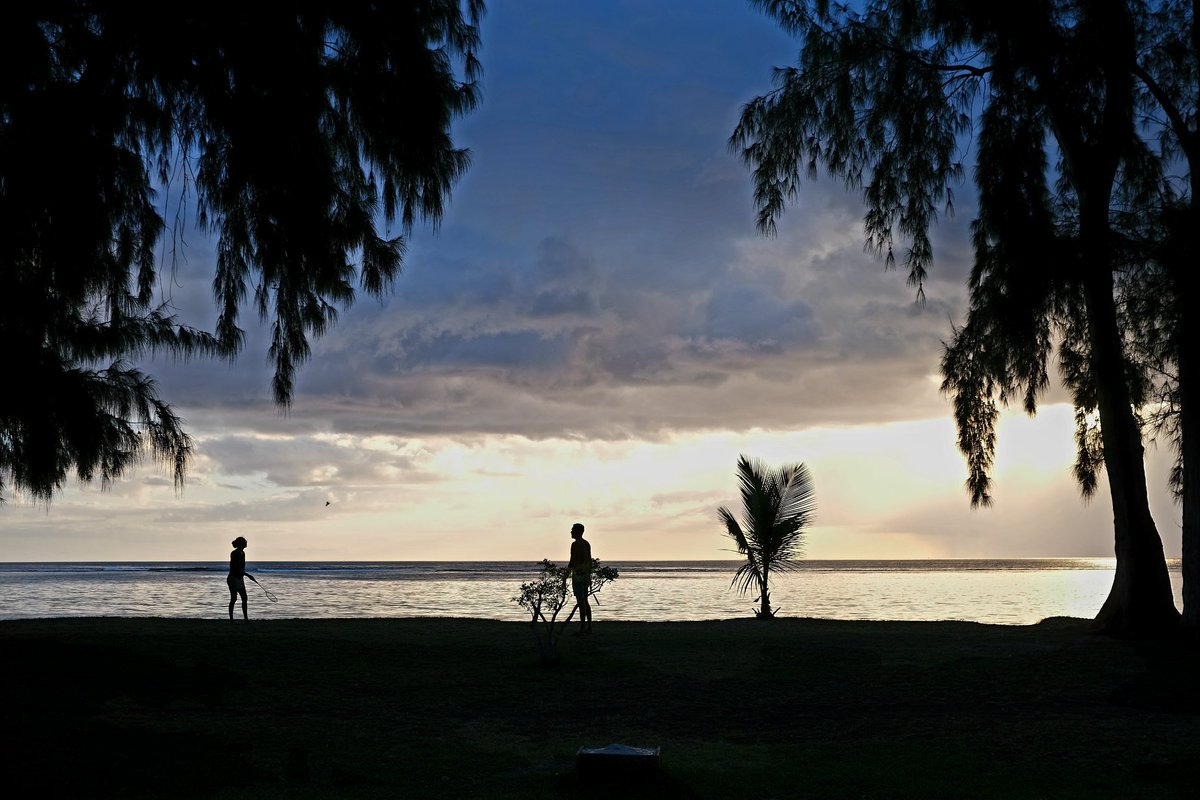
[568,523,593,634]
[227,536,257,622]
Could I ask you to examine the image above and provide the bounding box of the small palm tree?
[718,455,816,619]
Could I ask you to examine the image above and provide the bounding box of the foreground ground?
[2,616,1197,799]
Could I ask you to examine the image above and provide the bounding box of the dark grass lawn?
[2,616,1198,799]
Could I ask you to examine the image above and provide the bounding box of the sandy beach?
[2,616,1196,799]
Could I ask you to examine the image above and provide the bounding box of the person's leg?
[580,597,592,632]
[573,581,589,632]
[238,586,249,620]
[228,582,237,621]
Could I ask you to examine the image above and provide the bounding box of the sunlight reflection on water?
[0,560,1185,625]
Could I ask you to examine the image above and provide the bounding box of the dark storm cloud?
[139,0,973,445]
[701,284,817,349]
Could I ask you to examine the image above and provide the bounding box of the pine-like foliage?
[733,0,1185,634]
[1,2,484,502]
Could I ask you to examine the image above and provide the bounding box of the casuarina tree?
[731,0,1182,635]
[1123,0,1199,630]
[0,1,484,503]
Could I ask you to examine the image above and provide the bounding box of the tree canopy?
[0,1,484,502]
[732,0,1189,634]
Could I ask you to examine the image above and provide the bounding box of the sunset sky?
[2,1,1182,563]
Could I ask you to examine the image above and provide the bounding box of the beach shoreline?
[3,558,1181,625]
[3,616,1196,798]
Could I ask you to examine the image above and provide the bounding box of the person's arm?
[234,553,253,580]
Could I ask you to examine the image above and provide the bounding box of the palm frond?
[776,462,817,523]
[717,506,750,553]
[736,454,772,534]
[729,561,761,597]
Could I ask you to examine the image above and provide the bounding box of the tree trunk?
[759,570,772,618]
[1037,5,1179,636]
[1083,261,1180,636]
[1180,323,1198,631]
[1175,153,1200,630]
[1172,195,1198,630]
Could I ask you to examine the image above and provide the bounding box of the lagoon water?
[0,559,1185,625]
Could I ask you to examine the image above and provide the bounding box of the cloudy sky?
[3,0,1182,563]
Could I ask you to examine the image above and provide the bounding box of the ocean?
[0,559,1185,624]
